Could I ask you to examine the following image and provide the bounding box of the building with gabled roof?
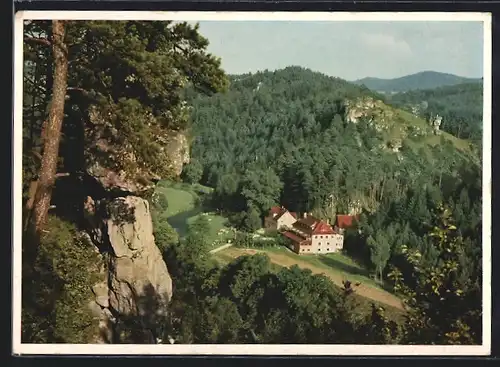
[282,213,344,255]
[264,206,298,231]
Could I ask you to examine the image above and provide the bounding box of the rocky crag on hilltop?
[342,96,450,154]
[78,108,191,343]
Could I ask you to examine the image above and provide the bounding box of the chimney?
[303,212,307,219]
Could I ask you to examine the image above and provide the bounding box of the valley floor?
[156,180,405,321]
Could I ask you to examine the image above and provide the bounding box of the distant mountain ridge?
[353,71,482,94]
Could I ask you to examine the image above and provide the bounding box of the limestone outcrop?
[84,194,173,343]
[79,107,184,343]
[106,196,172,319]
[164,131,190,177]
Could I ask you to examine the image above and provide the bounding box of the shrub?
[151,191,169,212]
[181,160,203,184]
[233,232,254,248]
[153,214,179,254]
[22,216,103,343]
[233,232,281,249]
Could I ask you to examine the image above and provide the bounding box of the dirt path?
[209,243,233,254]
[223,247,404,310]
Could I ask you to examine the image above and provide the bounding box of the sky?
[195,21,484,81]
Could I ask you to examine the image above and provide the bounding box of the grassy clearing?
[260,246,391,291]
[425,132,472,153]
[291,251,381,288]
[155,181,231,243]
[384,104,473,157]
[189,213,233,246]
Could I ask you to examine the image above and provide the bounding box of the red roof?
[269,206,283,216]
[290,212,297,219]
[312,221,336,235]
[336,215,359,229]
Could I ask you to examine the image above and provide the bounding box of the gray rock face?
[87,162,154,195]
[344,97,377,124]
[82,106,183,343]
[86,195,173,343]
[88,299,115,343]
[164,131,190,177]
[106,196,173,318]
[92,281,110,308]
[430,114,443,135]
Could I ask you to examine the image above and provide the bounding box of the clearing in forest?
[155,181,231,244]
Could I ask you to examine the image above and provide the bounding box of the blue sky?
[195,21,484,80]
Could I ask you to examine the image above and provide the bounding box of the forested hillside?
[185,67,479,222]
[353,71,482,93]
[386,82,483,142]
[176,67,483,344]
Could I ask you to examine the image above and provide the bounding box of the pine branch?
[66,86,91,97]
[24,37,51,47]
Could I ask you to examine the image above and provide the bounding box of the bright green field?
[155,181,232,245]
[287,249,382,289]
[248,246,385,290]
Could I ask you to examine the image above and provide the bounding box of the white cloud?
[359,33,413,57]
[197,21,482,79]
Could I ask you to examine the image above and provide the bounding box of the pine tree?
[367,232,391,282]
[23,20,229,235]
[29,20,69,236]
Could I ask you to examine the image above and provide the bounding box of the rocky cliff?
[342,96,438,152]
[164,131,190,177]
[84,183,173,343]
[82,108,177,343]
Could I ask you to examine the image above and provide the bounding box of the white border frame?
[12,11,492,356]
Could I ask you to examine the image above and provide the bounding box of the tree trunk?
[31,20,69,235]
[379,178,385,203]
[29,59,39,149]
[23,180,39,231]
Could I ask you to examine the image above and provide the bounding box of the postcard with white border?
[12,10,492,356]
